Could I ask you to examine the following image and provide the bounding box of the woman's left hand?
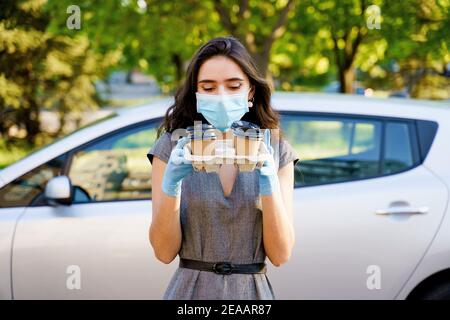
[257,129,279,195]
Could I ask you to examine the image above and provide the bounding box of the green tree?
[212,0,296,79]
[0,0,50,143]
[0,0,117,144]
[45,0,220,92]
[293,0,378,93]
[63,0,298,87]
[288,0,448,95]
[382,0,449,98]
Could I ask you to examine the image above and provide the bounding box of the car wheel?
[420,281,450,300]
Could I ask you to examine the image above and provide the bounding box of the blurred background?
[0,0,449,169]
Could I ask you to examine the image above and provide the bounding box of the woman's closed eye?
[202,85,242,92]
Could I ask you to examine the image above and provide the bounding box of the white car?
[1,93,449,300]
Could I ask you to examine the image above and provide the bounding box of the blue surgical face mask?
[196,90,250,132]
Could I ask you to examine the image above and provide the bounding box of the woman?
[147,36,299,300]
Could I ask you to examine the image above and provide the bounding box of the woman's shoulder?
[158,131,173,143]
[271,131,299,169]
[267,129,288,149]
[147,131,176,165]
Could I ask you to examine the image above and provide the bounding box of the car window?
[68,121,159,203]
[0,154,66,208]
[383,122,414,174]
[280,113,382,186]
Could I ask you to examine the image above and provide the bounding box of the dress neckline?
[215,167,239,199]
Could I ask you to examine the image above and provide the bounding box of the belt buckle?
[213,262,234,275]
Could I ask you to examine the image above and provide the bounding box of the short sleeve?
[275,136,299,170]
[146,132,174,165]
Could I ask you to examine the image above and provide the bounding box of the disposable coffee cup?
[186,123,215,139]
[187,125,217,158]
[231,121,264,159]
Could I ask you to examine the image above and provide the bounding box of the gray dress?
[147,131,299,300]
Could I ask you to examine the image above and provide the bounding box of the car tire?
[420,281,450,300]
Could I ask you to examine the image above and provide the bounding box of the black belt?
[179,258,267,275]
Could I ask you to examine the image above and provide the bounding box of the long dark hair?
[157,36,282,139]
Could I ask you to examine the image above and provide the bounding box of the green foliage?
[0,0,118,145]
[44,0,220,93]
[381,0,450,98]
[1,0,449,170]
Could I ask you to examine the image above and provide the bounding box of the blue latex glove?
[257,129,279,196]
[162,136,194,197]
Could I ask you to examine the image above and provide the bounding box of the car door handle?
[375,206,429,215]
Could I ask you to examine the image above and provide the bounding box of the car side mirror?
[45,175,73,206]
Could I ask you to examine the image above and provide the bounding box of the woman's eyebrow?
[198,77,244,84]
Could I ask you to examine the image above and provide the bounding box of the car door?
[268,112,447,299]
[12,118,176,299]
[0,154,67,299]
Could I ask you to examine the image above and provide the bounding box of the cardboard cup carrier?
[183,121,269,173]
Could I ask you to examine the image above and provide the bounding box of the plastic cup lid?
[237,131,263,140]
[231,120,260,131]
[232,121,263,140]
[189,128,217,140]
[187,124,215,132]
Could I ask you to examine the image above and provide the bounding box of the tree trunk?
[252,50,270,79]
[339,66,355,94]
[172,53,183,87]
[0,108,7,139]
[56,107,67,137]
[213,0,295,82]
[24,100,40,145]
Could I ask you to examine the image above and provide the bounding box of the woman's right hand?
[257,129,278,196]
[161,136,194,197]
